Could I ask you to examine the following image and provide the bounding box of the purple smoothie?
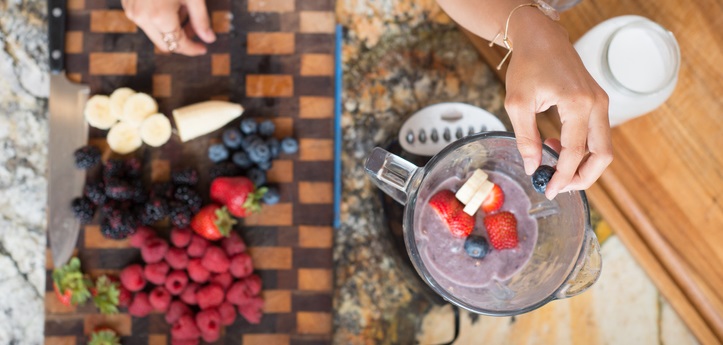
[415,171,538,289]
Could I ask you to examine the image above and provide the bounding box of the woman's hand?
[505,8,613,199]
[121,0,216,56]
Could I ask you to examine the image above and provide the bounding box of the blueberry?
[248,142,271,163]
[464,235,490,259]
[240,134,263,151]
[266,138,280,158]
[208,143,229,162]
[262,186,280,205]
[280,137,298,154]
[531,165,556,194]
[257,160,272,171]
[258,120,276,137]
[222,128,243,149]
[247,168,267,187]
[240,118,257,135]
[232,151,253,169]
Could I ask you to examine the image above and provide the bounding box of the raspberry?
[187,235,209,258]
[165,247,189,270]
[171,314,201,340]
[172,168,199,186]
[196,308,221,340]
[118,285,132,308]
[170,227,193,248]
[242,274,263,296]
[84,182,107,205]
[210,272,233,291]
[187,259,210,283]
[201,247,230,273]
[180,283,199,305]
[221,232,247,256]
[165,270,189,295]
[196,284,224,310]
[149,286,172,312]
[141,237,169,264]
[128,292,153,317]
[120,264,146,292]
[218,302,237,326]
[171,339,199,345]
[166,300,192,325]
[71,197,96,224]
[129,226,156,248]
[229,253,254,278]
[237,296,264,324]
[225,281,252,306]
[144,261,169,285]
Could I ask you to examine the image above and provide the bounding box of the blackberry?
[169,202,193,228]
[100,199,119,217]
[174,185,197,202]
[73,145,101,169]
[131,180,147,204]
[101,209,137,239]
[186,193,203,213]
[150,182,174,200]
[209,161,242,179]
[124,157,142,178]
[103,159,126,180]
[140,197,169,225]
[84,182,107,205]
[172,168,199,186]
[105,178,136,200]
[71,197,96,223]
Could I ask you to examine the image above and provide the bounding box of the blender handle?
[554,228,603,299]
[365,147,420,204]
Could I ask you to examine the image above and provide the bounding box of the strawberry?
[91,275,120,314]
[88,327,120,345]
[481,184,504,213]
[210,177,267,217]
[428,190,475,238]
[52,257,92,306]
[190,204,237,241]
[483,211,519,250]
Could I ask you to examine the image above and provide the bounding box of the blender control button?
[481,124,488,132]
[406,130,415,144]
[468,126,475,135]
[419,129,427,143]
[443,128,451,142]
[455,127,464,139]
[430,129,439,142]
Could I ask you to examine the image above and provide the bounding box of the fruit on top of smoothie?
[464,235,491,259]
[462,180,494,216]
[428,190,475,238]
[481,184,505,213]
[532,165,556,194]
[454,169,488,204]
[483,211,519,250]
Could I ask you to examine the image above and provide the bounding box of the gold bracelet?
[489,0,559,70]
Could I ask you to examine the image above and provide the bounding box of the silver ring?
[160,29,181,52]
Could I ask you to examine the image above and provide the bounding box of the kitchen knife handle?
[48,0,66,74]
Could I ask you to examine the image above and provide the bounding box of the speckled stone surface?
[0,1,50,344]
[334,1,506,343]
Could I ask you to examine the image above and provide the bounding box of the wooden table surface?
[465,0,723,343]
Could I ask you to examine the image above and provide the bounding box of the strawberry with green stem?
[191,204,237,240]
[91,275,120,314]
[89,327,120,345]
[210,177,267,217]
[52,257,92,306]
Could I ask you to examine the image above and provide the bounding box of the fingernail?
[207,29,216,42]
[523,159,535,175]
[545,184,558,200]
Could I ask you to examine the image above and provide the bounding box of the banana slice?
[109,87,136,120]
[455,169,489,205]
[122,92,158,127]
[107,122,142,154]
[173,101,244,142]
[84,95,117,129]
[140,113,172,147]
[463,180,495,216]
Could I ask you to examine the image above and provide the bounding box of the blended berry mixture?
[415,171,538,289]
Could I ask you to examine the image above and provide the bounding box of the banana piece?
[109,87,136,120]
[122,92,158,127]
[140,113,172,147]
[107,122,142,154]
[84,95,117,129]
[455,169,489,205]
[463,180,495,216]
[173,101,244,142]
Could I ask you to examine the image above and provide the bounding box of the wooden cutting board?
[45,0,337,344]
[463,0,723,343]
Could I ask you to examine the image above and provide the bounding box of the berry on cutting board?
[463,235,491,259]
[231,151,253,169]
[280,137,298,154]
[172,168,199,186]
[247,168,266,187]
[88,328,121,345]
[190,204,237,240]
[74,145,101,169]
[481,184,504,213]
[222,128,244,149]
[532,165,556,194]
[91,275,120,315]
[208,143,229,163]
[428,190,475,238]
[210,177,267,217]
[71,196,96,223]
[483,211,519,250]
[240,118,258,135]
[262,186,280,205]
[52,257,92,306]
[258,120,276,137]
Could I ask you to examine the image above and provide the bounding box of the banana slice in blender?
[463,180,495,216]
[84,95,117,129]
[455,169,489,205]
[109,87,136,120]
[107,122,143,154]
[140,113,173,147]
[122,92,158,127]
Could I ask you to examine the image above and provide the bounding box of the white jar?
[574,16,680,127]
